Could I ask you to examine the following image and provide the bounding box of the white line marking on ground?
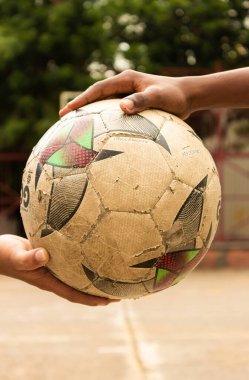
[122,301,164,380]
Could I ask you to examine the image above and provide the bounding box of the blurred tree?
[0,0,248,150]
[0,0,108,149]
[94,0,249,71]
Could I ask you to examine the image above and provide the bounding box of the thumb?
[120,92,148,114]
[13,248,49,271]
[120,86,163,114]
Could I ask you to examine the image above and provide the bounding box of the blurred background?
[0,1,249,379]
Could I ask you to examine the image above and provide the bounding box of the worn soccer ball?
[20,99,221,299]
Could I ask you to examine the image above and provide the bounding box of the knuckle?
[132,92,145,108]
[90,82,98,89]
[121,69,136,79]
[13,252,29,270]
[88,81,104,97]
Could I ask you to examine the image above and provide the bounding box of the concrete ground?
[1,270,249,380]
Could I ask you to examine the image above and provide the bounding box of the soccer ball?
[20,99,221,299]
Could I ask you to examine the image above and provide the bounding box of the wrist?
[179,75,207,115]
[180,68,249,114]
[0,235,10,275]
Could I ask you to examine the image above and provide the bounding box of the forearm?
[183,67,249,113]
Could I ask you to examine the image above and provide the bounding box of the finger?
[27,268,120,306]
[12,248,49,271]
[51,283,120,306]
[59,70,139,117]
[120,87,166,114]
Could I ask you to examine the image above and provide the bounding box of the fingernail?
[121,99,134,111]
[59,107,67,117]
[99,298,120,306]
[105,299,121,305]
[35,249,48,263]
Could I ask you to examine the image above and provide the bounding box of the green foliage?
[0,0,248,150]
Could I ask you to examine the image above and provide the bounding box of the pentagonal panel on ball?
[156,120,217,189]
[88,136,173,212]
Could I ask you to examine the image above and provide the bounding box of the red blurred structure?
[213,110,249,248]
[0,152,28,219]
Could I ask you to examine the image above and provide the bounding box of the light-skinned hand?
[0,234,119,306]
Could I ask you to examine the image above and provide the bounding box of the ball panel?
[101,108,160,139]
[79,98,121,113]
[33,119,72,159]
[152,110,190,128]
[199,173,221,248]
[151,176,212,254]
[81,211,163,282]
[44,173,88,233]
[171,176,207,251]
[60,180,103,241]
[171,247,208,286]
[92,113,109,137]
[21,157,52,238]
[158,121,217,189]
[92,131,110,153]
[89,136,172,212]
[82,265,151,299]
[138,109,168,130]
[35,115,98,170]
[151,179,193,235]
